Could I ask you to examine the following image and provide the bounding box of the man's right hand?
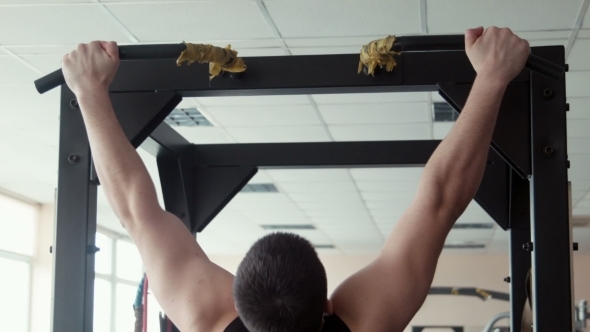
[465,26,530,85]
[62,41,120,97]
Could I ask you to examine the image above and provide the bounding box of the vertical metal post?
[529,47,573,331]
[509,170,531,332]
[52,86,97,331]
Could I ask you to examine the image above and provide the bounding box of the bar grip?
[34,43,187,94]
[35,69,65,94]
[394,34,565,81]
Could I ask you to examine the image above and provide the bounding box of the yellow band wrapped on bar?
[358,36,400,76]
[177,42,247,80]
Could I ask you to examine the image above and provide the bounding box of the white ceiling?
[0,0,589,256]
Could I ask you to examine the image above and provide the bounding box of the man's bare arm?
[330,27,530,332]
[63,42,238,332]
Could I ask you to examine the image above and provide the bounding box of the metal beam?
[529,46,573,331]
[109,51,529,96]
[192,141,441,168]
[53,86,97,332]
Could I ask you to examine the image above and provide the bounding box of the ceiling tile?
[171,126,234,144]
[20,54,63,74]
[196,95,310,107]
[305,209,371,220]
[350,167,424,181]
[229,193,294,209]
[297,200,367,211]
[288,192,364,204]
[433,122,454,139]
[584,9,590,29]
[6,45,77,56]
[355,180,419,192]
[264,0,421,38]
[0,180,55,204]
[235,48,287,57]
[427,0,582,33]
[567,98,590,119]
[318,102,430,125]
[570,155,590,180]
[0,5,133,45]
[284,36,383,48]
[0,85,60,129]
[573,229,590,249]
[516,31,572,40]
[106,2,274,42]
[578,29,590,38]
[206,105,321,127]
[568,39,590,71]
[313,92,429,104]
[247,170,274,184]
[0,0,90,3]
[278,181,357,193]
[0,56,43,85]
[329,123,431,141]
[312,217,374,227]
[289,46,361,55]
[445,229,494,243]
[225,125,331,143]
[567,71,590,97]
[529,39,568,47]
[362,192,414,204]
[240,209,311,225]
[267,169,351,182]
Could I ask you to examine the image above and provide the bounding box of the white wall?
[30,203,55,332]
[209,253,590,331]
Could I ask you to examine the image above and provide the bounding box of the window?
[0,193,37,332]
[94,231,144,332]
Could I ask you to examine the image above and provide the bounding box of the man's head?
[233,232,329,332]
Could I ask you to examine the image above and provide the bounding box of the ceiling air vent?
[261,224,316,230]
[444,243,486,249]
[433,102,459,122]
[241,183,279,193]
[165,108,213,127]
[452,223,494,229]
[313,244,335,249]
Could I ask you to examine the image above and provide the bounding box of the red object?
[167,318,172,332]
[143,276,149,332]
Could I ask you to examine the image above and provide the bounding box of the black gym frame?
[49,42,572,331]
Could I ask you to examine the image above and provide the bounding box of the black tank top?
[224,314,351,332]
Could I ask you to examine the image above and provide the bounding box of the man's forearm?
[77,89,160,223]
[423,75,508,220]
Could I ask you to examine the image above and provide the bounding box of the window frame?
[95,228,144,332]
[0,248,33,332]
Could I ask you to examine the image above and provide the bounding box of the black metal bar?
[394,35,564,81]
[473,148,511,230]
[141,122,194,161]
[192,166,258,232]
[509,169,532,332]
[157,158,196,232]
[529,46,573,331]
[108,49,537,96]
[192,141,441,168]
[53,85,97,332]
[34,43,187,94]
[36,37,563,94]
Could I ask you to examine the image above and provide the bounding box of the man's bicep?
[126,211,237,332]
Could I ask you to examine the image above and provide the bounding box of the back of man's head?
[233,232,328,332]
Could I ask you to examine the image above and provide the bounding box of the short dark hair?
[233,232,328,332]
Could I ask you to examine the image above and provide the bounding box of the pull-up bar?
[33,34,565,94]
